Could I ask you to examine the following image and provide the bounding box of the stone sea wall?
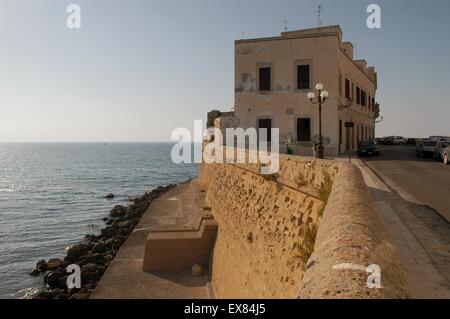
[199,152,411,298]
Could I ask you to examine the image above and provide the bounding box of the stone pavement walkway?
[348,158,450,298]
[90,180,213,299]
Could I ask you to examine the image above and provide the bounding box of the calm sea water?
[0,143,199,299]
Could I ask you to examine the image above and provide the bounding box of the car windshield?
[360,141,375,147]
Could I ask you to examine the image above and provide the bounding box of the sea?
[0,143,199,298]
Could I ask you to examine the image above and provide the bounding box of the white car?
[434,141,450,160]
[429,136,450,142]
[392,136,405,145]
[443,146,450,165]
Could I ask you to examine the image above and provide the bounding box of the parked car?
[392,136,405,145]
[380,136,404,146]
[405,138,417,146]
[433,141,450,160]
[443,146,450,165]
[416,139,438,158]
[381,136,394,145]
[358,140,380,157]
[428,136,450,142]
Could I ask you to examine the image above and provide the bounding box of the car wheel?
[444,154,449,165]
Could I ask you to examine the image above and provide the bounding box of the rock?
[68,287,88,297]
[85,234,97,241]
[34,288,68,299]
[30,268,41,276]
[104,238,114,247]
[66,244,88,262]
[46,270,66,289]
[132,203,148,216]
[118,220,131,228]
[54,292,69,299]
[49,289,68,299]
[36,259,48,272]
[47,258,63,270]
[104,254,113,263]
[92,242,106,254]
[70,292,89,299]
[58,275,69,289]
[81,263,105,283]
[101,227,114,238]
[105,193,115,199]
[33,290,53,299]
[110,205,127,218]
[112,238,124,250]
[191,264,204,277]
[85,283,97,290]
[85,253,106,265]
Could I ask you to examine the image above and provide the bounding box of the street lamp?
[308,83,329,159]
[375,116,384,124]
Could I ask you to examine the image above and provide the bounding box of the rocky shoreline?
[29,184,176,299]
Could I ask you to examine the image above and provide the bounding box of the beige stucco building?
[210,25,380,156]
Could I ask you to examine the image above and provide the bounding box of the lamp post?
[375,116,384,124]
[308,83,329,159]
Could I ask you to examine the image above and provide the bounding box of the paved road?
[363,146,450,222]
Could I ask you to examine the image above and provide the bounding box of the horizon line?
[0,141,203,144]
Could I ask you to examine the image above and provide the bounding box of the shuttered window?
[345,79,350,99]
[361,90,367,107]
[258,119,272,142]
[259,67,271,91]
[297,65,310,90]
[297,118,311,142]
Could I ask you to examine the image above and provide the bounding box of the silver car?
[416,139,437,158]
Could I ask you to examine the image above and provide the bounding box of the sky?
[0,0,449,142]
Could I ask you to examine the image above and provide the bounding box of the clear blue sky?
[1,0,449,142]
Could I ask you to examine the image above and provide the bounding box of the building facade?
[210,25,380,157]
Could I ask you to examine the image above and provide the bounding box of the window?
[361,90,367,107]
[259,67,271,91]
[297,65,310,90]
[351,126,355,150]
[297,118,311,142]
[356,87,361,105]
[339,120,342,145]
[351,83,355,101]
[258,118,272,142]
[368,95,371,110]
[356,125,360,144]
[345,78,350,99]
[339,71,343,97]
